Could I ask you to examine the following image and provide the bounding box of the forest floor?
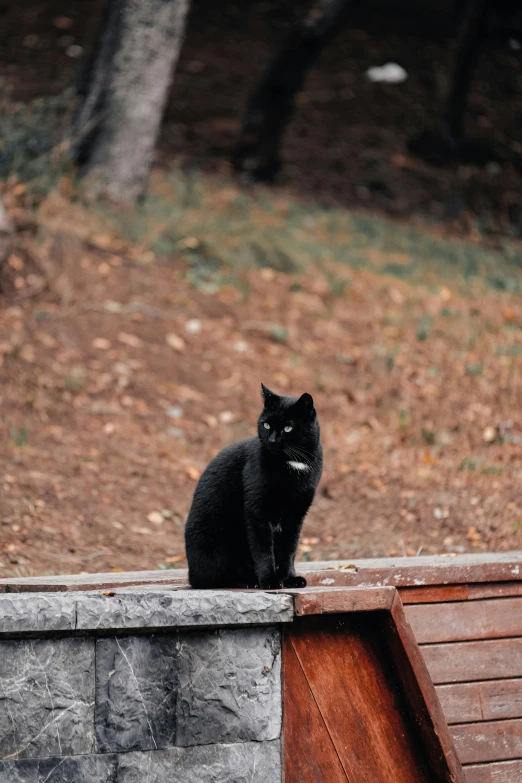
[1,170,522,577]
[1,0,522,576]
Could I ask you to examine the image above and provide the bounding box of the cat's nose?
[269,431,277,443]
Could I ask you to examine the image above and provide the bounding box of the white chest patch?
[287,460,310,471]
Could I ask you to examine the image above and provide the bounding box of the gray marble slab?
[177,627,281,746]
[0,755,117,783]
[95,634,178,752]
[117,740,281,783]
[0,638,95,761]
[0,590,294,635]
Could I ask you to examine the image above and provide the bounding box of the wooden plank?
[289,612,464,782]
[301,554,522,588]
[283,632,348,783]
[452,719,522,764]
[0,570,188,593]
[2,553,522,593]
[468,583,522,601]
[400,585,470,604]
[399,584,522,604]
[422,639,522,684]
[406,598,522,644]
[464,759,522,782]
[291,586,395,616]
[437,680,522,725]
[388,593,465,780]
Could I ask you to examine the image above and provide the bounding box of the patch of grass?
[10,427,28,447]
[459,456,485,471]
[416,314,432,341]
[398,409,411,429]
[86,167,522,293]
[496,345,522,356]
[0,91,75,192]
[269,325,289,343]
[421,428,436,445]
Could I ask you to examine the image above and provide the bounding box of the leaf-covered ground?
[1,171,522,577]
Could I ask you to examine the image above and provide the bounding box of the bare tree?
[73,0,190,202]
[0,202,12,270]
[233,0,499,179]
[232,0,351,182]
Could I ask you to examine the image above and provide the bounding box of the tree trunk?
[444,0,489,140]
[73,0,190,202]
[231,0,351,182]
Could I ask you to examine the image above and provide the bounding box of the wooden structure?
[284,586,463,783]
[2,553,522,782]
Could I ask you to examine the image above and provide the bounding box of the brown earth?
[1,179,522,578]
[1,0,522,578]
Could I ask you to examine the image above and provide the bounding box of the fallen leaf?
[186,466,201,481]
[132,526,152,535]
[92,338,111,350]
[165,555,186,563]
[20,345,35,362]
[185,319,201,335]
[483,425,497,443]
[118,332,142,348]
[147,511,164,525]
[166,333,186,352]
[466,525,482,544]
[35,332,58,348]
[53,16,74,29]
[8,254,24,271]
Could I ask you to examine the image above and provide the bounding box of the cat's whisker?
[291,445,318,461]
[285,447,314,468]
[287,446,315,466]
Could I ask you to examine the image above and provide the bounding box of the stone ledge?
[0,741,281,782]
[0,590,293,636]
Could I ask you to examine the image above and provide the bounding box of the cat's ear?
[261,383,279,408]
[294,392,315,416]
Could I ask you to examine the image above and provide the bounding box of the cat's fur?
[185,384,323,589]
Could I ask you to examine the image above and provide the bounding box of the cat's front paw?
[282,575,307,588]
[259,578,283,590]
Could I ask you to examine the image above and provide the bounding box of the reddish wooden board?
[451,719,522,764]
[284,608,464,783]
[464,759,522,782]
[436,679,522,724]
[406,598,522,644]
[2,553,522,592]
[400,585,470,604]
[290,585,395,615]
[422,638,522,684]
[283,635,347,782]
[468,583,522,601]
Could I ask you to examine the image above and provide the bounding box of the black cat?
[185,384,323,589]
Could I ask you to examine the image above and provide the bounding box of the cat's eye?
[284,425,293,433]
[263,422,270,429]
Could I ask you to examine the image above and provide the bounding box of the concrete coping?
[0,588,294,636]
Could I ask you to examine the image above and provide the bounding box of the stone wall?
[0,589,292,783]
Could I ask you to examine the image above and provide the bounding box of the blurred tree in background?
[72,0,191,202]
